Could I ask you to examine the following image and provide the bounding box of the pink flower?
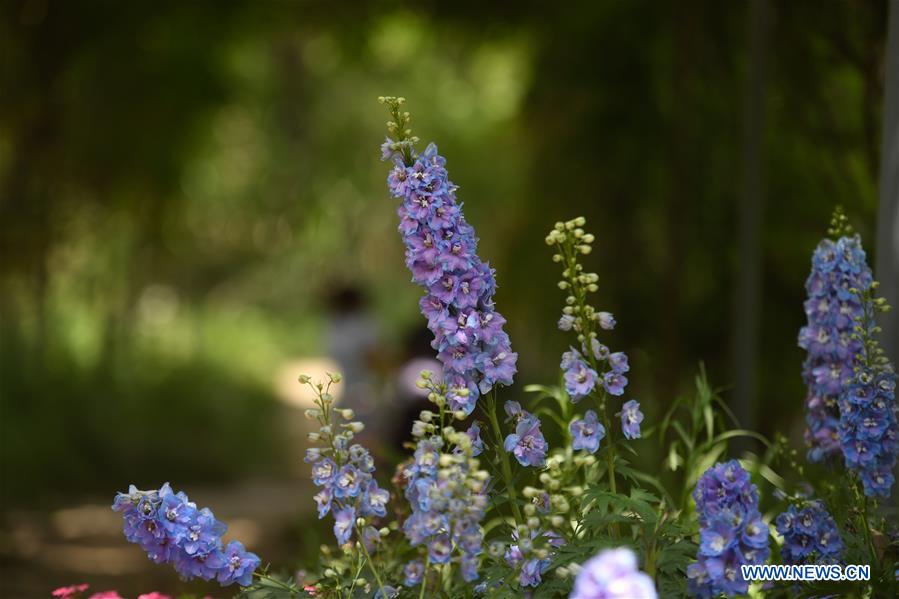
[52,584,89,598]
[88,592,124,599]
[138,594,172,599]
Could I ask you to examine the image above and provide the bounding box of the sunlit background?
[0,1,892,596]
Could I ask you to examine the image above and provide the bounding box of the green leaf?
[708,428,771,448]
[667,441,683,471]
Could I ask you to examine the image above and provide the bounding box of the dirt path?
[0,478,313,598]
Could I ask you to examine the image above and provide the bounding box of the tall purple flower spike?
[384,141,517,414]
[798,235,872,463]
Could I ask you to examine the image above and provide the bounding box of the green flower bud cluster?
[546,217,603,345]
[301,372,366,445]
[827,204,854,238]
[378,96,418,166]
[512,449,587,559]
[849,281,893,373]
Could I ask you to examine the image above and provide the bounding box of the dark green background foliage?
[0,0,889,575]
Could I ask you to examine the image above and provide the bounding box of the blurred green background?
[0,0,891,596]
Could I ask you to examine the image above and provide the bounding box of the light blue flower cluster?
[838,334,897,497]
[383,138,517,415]
[504,529,564,588]
[504,400,548,467]
[687,461,770,598]
[401,390,489,584]
[570,547,657,599]
[775,501,843,565]
[561,343,629,401]
[302,374,390,547]
[798,235,872,463]
[112,483,260,586]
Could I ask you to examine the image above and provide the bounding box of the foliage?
[214,105,898,597]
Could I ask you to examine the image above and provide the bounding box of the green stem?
[557,238,621,539]
[858,488,879,571]
[355,525,387,597]
[605,433,620,539]
[418,553,431,599]
[252,571,300,595]
[346,551,365,598]
[486,392,524,525]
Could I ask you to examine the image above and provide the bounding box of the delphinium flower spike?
[111,484,260,586]
[399,371,490,586]
[686,460,770,598]
[301,372,391,595]
[547,218,631,408]
[379,96,517,415]
[798,206,873,463]
[838,281,897,497]
[546,217,638,541]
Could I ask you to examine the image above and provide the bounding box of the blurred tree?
[877,0,899,367]
[0,0,889,509]
[732,0,770,449]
